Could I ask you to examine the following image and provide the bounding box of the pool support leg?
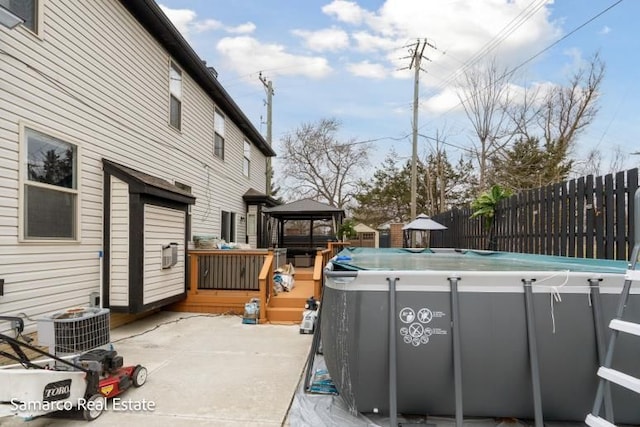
[588,277,614,421]
[387,277,399,427]
[448,276,464,427]
[522,278,544,427]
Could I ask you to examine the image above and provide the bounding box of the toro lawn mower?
[0,315,147,421]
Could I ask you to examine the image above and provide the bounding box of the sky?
[156,0,640,188]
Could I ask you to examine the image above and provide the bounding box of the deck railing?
[312,241,351,297]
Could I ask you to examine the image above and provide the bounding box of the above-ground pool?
[321,247,640,424]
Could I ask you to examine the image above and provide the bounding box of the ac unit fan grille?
[38,308,110,355]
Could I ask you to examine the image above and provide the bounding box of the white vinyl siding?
[0,0,267,326]
[143,205,185,305]
[109,176,129,306]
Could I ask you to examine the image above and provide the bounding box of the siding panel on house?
[142,205,185,305]
[0,0,270,328]
[109,177,129,307]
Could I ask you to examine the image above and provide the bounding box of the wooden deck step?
[267,278,315,322]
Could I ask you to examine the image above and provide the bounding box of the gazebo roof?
[263,198,344,220]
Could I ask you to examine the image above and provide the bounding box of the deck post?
[448,276,464,427]
[387,277,399,427]
[189,253,199,296]
[522,278,544,427]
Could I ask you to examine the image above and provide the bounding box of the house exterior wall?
[142,205,185,306]
[0,1,269,329]
[109,176,129,306]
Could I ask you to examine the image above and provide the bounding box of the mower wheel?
[83,394,106,421]
[132,365,148,387]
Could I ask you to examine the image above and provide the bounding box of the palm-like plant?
[470,185,512,250]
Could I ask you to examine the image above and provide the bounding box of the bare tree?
[280,118,369,209]
[574,145,627,178]
[509,53,605,182]
[457,59,515,190]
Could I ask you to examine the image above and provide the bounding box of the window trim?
[18,121,82,243]
[168,59,183,131]
[2,0,43,36]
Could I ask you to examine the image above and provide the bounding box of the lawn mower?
[0,315,147,421]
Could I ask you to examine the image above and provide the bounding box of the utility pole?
[259,72,274,196]
[404,39,434,221]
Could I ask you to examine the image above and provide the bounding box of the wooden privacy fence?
[431,168,639,260]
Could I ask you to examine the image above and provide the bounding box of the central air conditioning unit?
[37,307,110,356]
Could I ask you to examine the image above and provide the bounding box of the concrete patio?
[0,311,313,427]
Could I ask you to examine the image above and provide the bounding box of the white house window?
[243,140,251,177]
[23,128,78,240]
[214,108,225,159]
[169,61,182,130]
[0,0,37,32]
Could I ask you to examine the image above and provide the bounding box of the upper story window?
[0,0,38,32]
[214,108,225,160]
[169,61,182,130]
[243,140,251,177]
[22,127,79,241]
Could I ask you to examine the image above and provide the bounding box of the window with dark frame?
[243,140,251,177]
[23,128,78,240]
[220,210,236,243]
[169,61,182,130]
[214,108,225,159]
[1,0,37,32]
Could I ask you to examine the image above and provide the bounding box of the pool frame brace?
[381,274,619,427]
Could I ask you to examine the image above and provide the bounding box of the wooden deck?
[170,243,349,323]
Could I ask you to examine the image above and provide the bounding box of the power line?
[417,0,624,132]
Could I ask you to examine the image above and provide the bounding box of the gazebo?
[262,199,345,266]
[403,213,447,248]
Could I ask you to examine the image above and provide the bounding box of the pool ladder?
[585,188,640,427]
[585,266,640,427]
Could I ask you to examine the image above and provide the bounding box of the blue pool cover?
[331,247,629,273]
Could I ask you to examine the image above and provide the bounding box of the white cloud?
[422,87,464,114]
[217,36,332,79]
[347,61,387,79]
[352,31,397,52]
[160,5,255,38]
[193,19,223,33]
[324,0,561,88]
[159,5,197,39]
[322,0,367,25]
[226,22,257,34]
[599,26,611,35]
[292,27,349,52]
